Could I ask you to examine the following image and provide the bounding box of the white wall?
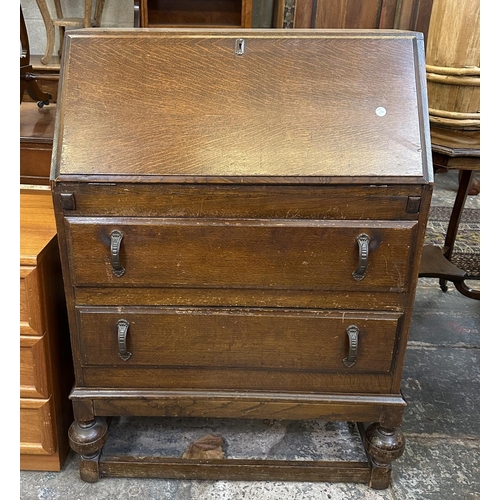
[21,0,134,57]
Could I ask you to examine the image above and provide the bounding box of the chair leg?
[53,0,65,59]
[35,0,56,65]
[95,0,106,26]
[84,0,92,27]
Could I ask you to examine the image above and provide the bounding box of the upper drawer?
[65,218,417,292]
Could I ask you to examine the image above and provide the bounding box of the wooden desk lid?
[51,29,432,184]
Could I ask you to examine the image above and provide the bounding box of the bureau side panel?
[390,183,433,392]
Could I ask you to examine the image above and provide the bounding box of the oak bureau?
[50,29,433,488]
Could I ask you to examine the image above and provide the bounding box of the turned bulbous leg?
[68,417,108,482]
[364,423,405,489]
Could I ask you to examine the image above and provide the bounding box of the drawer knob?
[117,319,132,361]
[343,325,359,367]
[352,233,371,281]
[110,230,125,277]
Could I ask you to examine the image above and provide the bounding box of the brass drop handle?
[117,319,132,361]
[343,325,359,367]
[352,233,370,281]
[110,230,125,277]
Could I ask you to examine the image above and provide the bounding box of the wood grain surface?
[77,307,400,372]
[52,29,430,182]
[51,29,432,485]
[20,190,56,266]
[65,217,417,290]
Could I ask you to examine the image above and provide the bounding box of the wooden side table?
[418,0,480,300]
[419,128,480,300]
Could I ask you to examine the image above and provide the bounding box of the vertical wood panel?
[241,0,253,27]
[397,0,417,29]
[344,0,381,28]
[315,0,345,28]
[413,0,434,41]
[379,0,399,28]
[294,0,314,27]
[274,0,433,33]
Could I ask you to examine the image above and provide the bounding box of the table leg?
[441,169,479,299]
[419,167,479,300]
[443,169,474,261]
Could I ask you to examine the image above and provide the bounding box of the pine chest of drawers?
[20,189,74,471]
[51,28,432,488]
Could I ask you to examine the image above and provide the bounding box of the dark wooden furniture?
[51,28,432,489]
[134,0,253,27]
[419,128,480,299]
[418,0,480,300]
[20,6,54,107]
[21,102,57,186]
[274,0,435,38]
[20,189,74,470]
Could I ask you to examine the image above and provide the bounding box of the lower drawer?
[20,266,41,336]
[77,307,402,384]
[20,397,56,456]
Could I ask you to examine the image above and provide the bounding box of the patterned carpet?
[424,205,480,279]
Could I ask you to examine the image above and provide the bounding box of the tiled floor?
[20,171,480,499]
